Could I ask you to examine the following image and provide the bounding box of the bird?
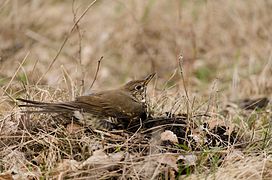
[17,73,155,130]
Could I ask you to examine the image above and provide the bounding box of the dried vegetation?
[0,0,272,179]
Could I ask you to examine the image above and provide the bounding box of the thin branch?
[205,78,218,115]
[72,0,85,96]
[178,54,190,103]
[2,52,30,102]
[4,52,29,93]
[72,0,83,63]
[178,54,192,131]
[88,56,103,91]
[36,0,98,85]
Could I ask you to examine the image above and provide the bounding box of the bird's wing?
[75,91,144,118]
[17,98,79,112]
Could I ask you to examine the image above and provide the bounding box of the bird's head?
[122,73,155,102]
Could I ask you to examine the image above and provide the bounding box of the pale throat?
[135,94,146,103]
[132,90,147,103]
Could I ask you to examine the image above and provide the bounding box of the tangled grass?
[0,0,272,179]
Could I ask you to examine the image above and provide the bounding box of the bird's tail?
[17,98,80,113]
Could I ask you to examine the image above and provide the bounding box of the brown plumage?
[17,73,155,129]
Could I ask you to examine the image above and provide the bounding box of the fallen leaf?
[80,150,124,168]
[160,130,178,144]
[178,154,197,166]
[0,172,13,180]
[157,154,178,171]
[55,159,80,172]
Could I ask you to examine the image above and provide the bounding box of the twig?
[72,0,83,63]
[29,58,39,82]
[178,54,190,103]
[88,56,103,91]
[93,129,124,139]
[61,65,75,99]
[36,0,98,85]
[141,124,187,134]
[205,78,218,115]
[4,52,29,93]
[162,69,177,91]
[72,0,85,95]
[2,52,30,102]
[178,54,192,138]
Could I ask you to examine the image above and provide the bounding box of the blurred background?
[1,1,272,178]
[0,0,271,101]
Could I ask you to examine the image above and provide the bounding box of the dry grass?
[0,0,272,179]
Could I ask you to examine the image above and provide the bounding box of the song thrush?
[17,73,155,130]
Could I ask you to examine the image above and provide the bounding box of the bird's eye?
[135,85,142,90]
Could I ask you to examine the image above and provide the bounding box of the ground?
[0,0,272,179]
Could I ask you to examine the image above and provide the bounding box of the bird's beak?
[144,73,156,85]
